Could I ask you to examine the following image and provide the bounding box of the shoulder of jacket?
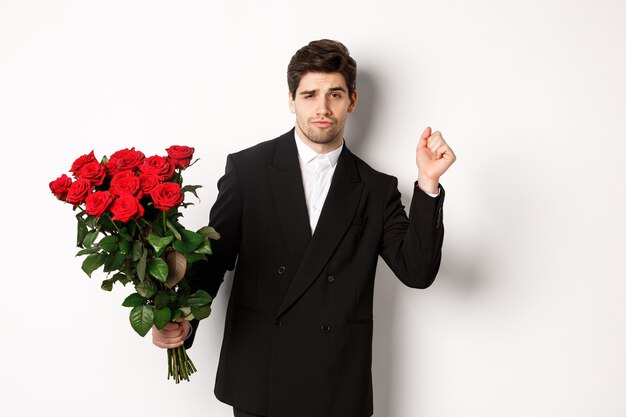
[348,149,397,184]
[228,130,291,164]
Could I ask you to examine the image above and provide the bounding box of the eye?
[330,92,343,98]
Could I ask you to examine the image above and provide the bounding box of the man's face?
[289,72,357,152]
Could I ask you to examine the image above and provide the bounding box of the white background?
[1,1,625,416]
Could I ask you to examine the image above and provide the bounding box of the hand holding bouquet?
[49,145,219,383]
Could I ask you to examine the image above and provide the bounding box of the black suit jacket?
[186,129,445,417]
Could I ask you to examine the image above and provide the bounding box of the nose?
[316,97,331,116]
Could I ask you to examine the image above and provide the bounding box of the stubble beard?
[297,118,344,145]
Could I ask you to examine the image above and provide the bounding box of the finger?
[153,338,184,349]
[436,144,448,159]
[417,127,432,149]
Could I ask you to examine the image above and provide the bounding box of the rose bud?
[66,178,92,205]
[151,182,184,211]
[49,174,72,200]
[140,155,175,180]
[78,161,107,186]
[110,195,145,222]
[166,145,195,170]
[85,191,113,217]
[70,151,97,176]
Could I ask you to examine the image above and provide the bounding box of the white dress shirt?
[294,131,343,233]
[293,131,440,234]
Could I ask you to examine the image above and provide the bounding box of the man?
[152,39,456,417]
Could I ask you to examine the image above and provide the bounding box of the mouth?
[311,120,334,128]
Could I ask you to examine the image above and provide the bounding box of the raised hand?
[416,127,456,194]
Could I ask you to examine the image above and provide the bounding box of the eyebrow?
[299,86,347,95]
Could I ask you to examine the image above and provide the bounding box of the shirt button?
[277,266,286,275]
[274,320,282,328]
[321,324,331,333]
[327,275,335,283]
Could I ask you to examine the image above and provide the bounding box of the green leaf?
[136,280,158,298]
[99,235,119,253]
[197,226,221,240]
[189,290,212,306]
[129,305,154,337]
[76,220,88,248]
[103,251,125,272]
[83,230,98,248]
[154,291,176,309]
[185,253,207,265]
[132,241,143,261]
[171,309,183,321]
[181,184,202,200]
[111,272,128,286]
[118,226,133,242]
[118,240,131,255]
[178,306,193,320]
[81,252,107,277]
[148,258,169,282]
[153,307,172,330]
[166,219,182,240]
[136,246,147,282]
[85,215,97,229]
[122,293,147,307]
[127,220,137,237]
[191,304,211,320]
[194,240,212,255]
[76,247,100,256]
[172,229,204,254]
[98,215,116,232]
[147,233,174,256]
[101,279,114,291]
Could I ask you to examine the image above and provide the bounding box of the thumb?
[418,126,432,148]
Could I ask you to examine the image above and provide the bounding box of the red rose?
[66,178,92,205]
[77,161,106,186]
[151,182,183,211]
[49,174,72,200]
[110,195,144,222]
[105,148,145,176]
[70,151,97,176]
[110,171,141,196]
[139,155,175,180]
[139,173,162,195]
[85,191,113,217]
[166,145,195,169]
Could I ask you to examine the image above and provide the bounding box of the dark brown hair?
[287,39,357,99]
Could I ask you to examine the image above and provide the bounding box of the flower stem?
[167,345,196,383]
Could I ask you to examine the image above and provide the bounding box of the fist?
[151,319,191,349]
[416,127,456,193]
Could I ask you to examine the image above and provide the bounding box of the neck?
[294,125,344,154]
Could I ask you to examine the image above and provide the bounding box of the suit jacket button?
[327,275,335,283]
[277,266,286,275]
[321,324,331,333]
[274,320,282,328]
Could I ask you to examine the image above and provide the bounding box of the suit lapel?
[268,130,312,267]
[276,145,364,318]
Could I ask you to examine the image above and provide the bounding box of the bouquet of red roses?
[49,145,219,383]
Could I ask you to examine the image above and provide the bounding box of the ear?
[288,91,296,114]
[347,89,358,113]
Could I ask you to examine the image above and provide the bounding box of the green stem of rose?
[105,213,121,233]
[167,345,196,383]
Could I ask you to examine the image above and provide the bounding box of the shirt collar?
[294,129,343,167]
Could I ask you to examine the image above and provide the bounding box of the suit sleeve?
[185,154,242,348]
[379,178,445,289]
